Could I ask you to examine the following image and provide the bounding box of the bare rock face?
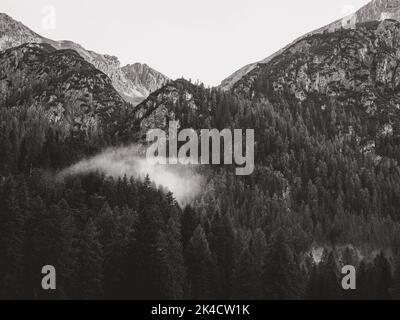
[122,63,170,99]
[220,0,400,90]
[0,12,169,105]
[0,12,44,48]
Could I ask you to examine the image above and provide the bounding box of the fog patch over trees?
[58,144,204,205]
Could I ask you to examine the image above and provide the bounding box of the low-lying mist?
[309,245,393,265]
[58,145,204,205]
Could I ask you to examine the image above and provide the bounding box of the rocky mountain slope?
[138,20,400,160]
[221,0,400,90]
[228,19,400,160]
[232,19,400,134]
[122,63,169,101]
[133,78,199,132]
[0,12,169,105]
[0,43,132,136]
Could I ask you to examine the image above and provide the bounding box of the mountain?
[134,78,199,132]
[138,19,400,162]
[3,8,400,301]
[356,0,400,21]
[132,19,400,263]
[0,12,169,105]
[232,19,400,144]
[122,63,169,102]
[220,0,400,90]
[0,42,132,137]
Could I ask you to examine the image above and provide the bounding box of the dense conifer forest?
[1,74,400,299]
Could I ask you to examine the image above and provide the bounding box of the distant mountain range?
[0,12,169,105]
[220,0,400,90]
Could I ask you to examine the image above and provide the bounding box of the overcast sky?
[2,0,371,86]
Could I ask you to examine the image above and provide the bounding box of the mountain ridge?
[0,12,169,105]
[0,42,135,139]
[220,0,400,90]
[137,19,400,162]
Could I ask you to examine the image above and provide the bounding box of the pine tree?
[156,219,186,299]
[76,218,104,299]
[209,214,235,298]
[262,229,303,300]
[250,229,267,298]
[0,177,25,299]
[232,247,257,299]
[185,225,214,299]
[372,252,393,300]
[318,250,341,300]
[181,205,198,249]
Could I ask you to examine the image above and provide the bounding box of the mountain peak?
[0,12,10,19]
[0,42,130,136]
[0,12,169,105]
[0,12,43,50]
[121,63,169,99]
[0,12,15,22]
[221,0,400,90]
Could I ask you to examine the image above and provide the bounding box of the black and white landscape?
[1,0,400,300]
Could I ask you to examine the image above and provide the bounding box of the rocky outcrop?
[133,79,198,132]
[0,12,44,48]
[122,63,170,100]
[356,0,400,22]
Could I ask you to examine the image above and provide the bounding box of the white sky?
[2,0,371,86]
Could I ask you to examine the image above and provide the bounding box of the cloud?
[58,145,203,205]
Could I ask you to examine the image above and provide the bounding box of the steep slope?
[138,19,400,162]
[122,63,170,99]
[0,43,131,136]
[221,0,400,90]
[0,12,169,105]
[0,12,44,48]
[133,78,199,132]
[356,0,400,21]
[232,19,400,152]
